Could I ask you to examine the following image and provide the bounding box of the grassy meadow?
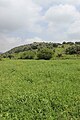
[0,59,80,120]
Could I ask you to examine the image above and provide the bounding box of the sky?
[0,0,80,52]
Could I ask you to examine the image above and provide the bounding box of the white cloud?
[0,0,42,32]
[34,0,80,7]
[44,4,80,41]
[0,33,23,52]
[0,0,80,52]
[68,21,80,39]
[0,33,45,52]
[68,21,80,34]
[45,5,79,23]
[25,37,45,43]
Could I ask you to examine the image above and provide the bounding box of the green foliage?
[63,42,74,45]
[4,42,54,55]
[66,42,74,45]
[19,51,35,59]
[2,42,80,60]
[57,53,62,57]
[75,42,80,45]
[0,60,80,119]
[8,54,14,59]
[2,54,7,58]
[62,41,66,44]
[37,48,53,60]
[65,45,80,55]
[0,55,2,61]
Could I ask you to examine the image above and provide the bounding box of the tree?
[19,51,35,59]
[37,48,53,60]
[0,55,2,61]
[62,41,66,44]
[8,54,14,59]
[75,42,80,45]
[57,53,62,58]
[65,45,80,55]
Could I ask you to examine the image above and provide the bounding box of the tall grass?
[0,60,80,119]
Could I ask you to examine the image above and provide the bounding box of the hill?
[2,42,80,60]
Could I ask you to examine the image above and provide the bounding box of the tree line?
[1,41,80,60]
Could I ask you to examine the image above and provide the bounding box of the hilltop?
[2,41,80,60]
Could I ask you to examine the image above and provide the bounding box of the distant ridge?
[4,42,60,54]
[1,42,80,60]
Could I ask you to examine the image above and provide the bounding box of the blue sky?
[0,0,80,52]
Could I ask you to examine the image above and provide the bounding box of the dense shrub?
[0,55,2,61]
[8,54,14,59]
[57,53,62,57]
[2,54,7,58]
[19,51,35,59]
[52,43,58,47]
[75,42,80,45]
[37,48,53,60]
[31,44,38,49]
[62,41,66,44]
[65,45,80,55]
[66,42,74,45]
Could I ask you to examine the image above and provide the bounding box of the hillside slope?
[2,42,80,59]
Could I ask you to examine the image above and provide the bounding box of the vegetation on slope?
[1,41,80,60]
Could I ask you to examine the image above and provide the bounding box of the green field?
[0,60,80,120]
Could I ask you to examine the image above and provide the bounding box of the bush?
[19,51,35,59]
[2,54,7,58]
[75,42,80,45]
[57,53,62,57]
[37,48,53,60]
[52,43,58,47]
[66,42,74,45]
[0,54,3,60]
[8,54,14,59]
[0,56,2,61]
[65,45,80,55]
[62,41,66,44]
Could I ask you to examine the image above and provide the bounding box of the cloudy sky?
[0,0,80,52]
